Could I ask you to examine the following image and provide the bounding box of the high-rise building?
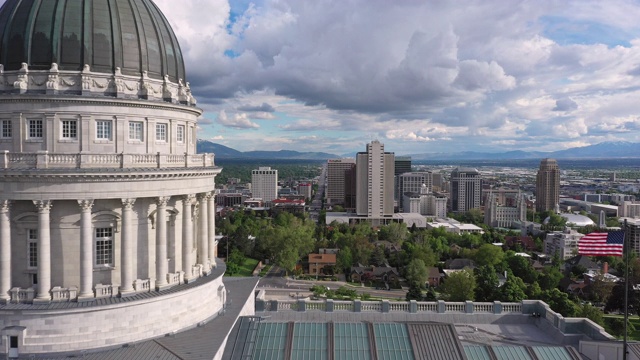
[251,167,278,204]
[450,168,482,213]
[484,192,527,228]
[396,172,433,211]
[356,141,394,217]
[394,156,412,176]
[326,159,356,205]
[0,0,224,355]
[536,158,560,213]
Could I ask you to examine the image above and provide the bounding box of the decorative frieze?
[0,63,197,106]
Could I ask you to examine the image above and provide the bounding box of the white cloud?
[216,111,260,129]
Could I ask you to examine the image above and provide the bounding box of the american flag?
[578,231,625,257]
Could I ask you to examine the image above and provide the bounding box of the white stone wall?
[0,274,225,354]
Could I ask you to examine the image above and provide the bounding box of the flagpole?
[623,219,629,360]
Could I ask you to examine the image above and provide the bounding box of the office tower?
[0,0,224,355]
[326,159,356,205]
[450,168,482,213]
[536,158,560,213]
[396,172,433,211]
[252,167,278,204]
[484,192,527,228]
[394,156,412,176]
[355,140,395,217]
[344,166,357,211]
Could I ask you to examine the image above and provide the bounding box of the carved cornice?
[121,198,136,209]
[77,199,94,211]
[33,200,53,212]
[0,168,221,183]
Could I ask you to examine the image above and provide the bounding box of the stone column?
[0,200,11,303]
[197,193,209,273]
[120,198,136,295]
[78,199,94,300]
[182,194,195,282]
[155,196,170,289]
[207,192,216,268]
[33,200,53,303]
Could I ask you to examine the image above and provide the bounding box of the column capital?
[33,200,53,213]
[156,196,170,207]
[77,199,94,211]
[121,198,136,209]
[197,192,213,201]
[182,194,196,205]
[0,200,11,213]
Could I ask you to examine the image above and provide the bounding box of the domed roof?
[0,0,186,82]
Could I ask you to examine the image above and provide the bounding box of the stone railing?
[0,151,214,170]
[167,271,185,286]
[0,62,197,106]
[9,287,35,303]
[192,264,204,279]
[254,299,613,342]
[133,279,154,293]
[51,286,78,302]
[95,284,119,299]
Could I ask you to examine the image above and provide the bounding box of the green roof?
[335,323,371,360]
[253,323,288,360]
[532,346,574,360]
[464,345,492,360]
[292,323,328,360]
[374,323,414,360]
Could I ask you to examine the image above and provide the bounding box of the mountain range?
[196,140,640,161]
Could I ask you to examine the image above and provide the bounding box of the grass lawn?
[603,315,640,340]
[225,257,260,277]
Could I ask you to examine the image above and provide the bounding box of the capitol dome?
[0,0,185,82]
[0,1,223,357]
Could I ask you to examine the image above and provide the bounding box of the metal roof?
[292,322,328,360]
[374,323,414,360]
[492,345,533,360]
[407,323,466,360]
[464,345,492,360]
[334,322,371,360]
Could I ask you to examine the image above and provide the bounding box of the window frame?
[27,119,43,140]
[61,119,78,140]
[176,124,185,143]
[155,123,167,142]
[95,120,112,141]
[94,227,114,268]
[128,121,144,141]
[1,119,12,139]
[27,229,38,269]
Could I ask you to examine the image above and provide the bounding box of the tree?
[538,266,563,291]
[406,285,423,301]
[474,244,504,267]
[405,259,428,289]
[576,304,604,327]
[499,275,527,302]
[589,275,616,305]
[541,289,578,317]
[506,255,537,283]
[369,246,387,266]
[440,269,476,301]
[336,247,353,274]
[474,265,499,302]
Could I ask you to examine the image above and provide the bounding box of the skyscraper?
[326,159,356,205]
[536,158,560,213]
[450,168,482,213]
[252,167,278,204]
[356,140,395,218]
[396,172,433,211]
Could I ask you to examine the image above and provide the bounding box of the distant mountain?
[196,139,339,160]
[409,141,640,160]
[198,140,640,161]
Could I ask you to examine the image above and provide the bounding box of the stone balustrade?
[167,271,185,286]
[51,286,77,302]
[133,279,154,293]
[94,284,119,299]
[192,264,204,278]
[9,287,35,303]
[1,151,214,170]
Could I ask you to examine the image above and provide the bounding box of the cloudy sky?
[153,0,640,156]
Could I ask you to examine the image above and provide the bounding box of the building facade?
[355,141,394,218]
[251,166,278,204]
[536,158,560,213]
[450,168,481,213]
[326,159,355,205]
[543,228,584,259]
[402,184,447,218]
[484,191,527,228]
[396,172,433,211]
[0,1,225,356]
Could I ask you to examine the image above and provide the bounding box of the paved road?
[258,265,406,300]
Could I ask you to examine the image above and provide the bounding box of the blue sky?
[137,1,640,155]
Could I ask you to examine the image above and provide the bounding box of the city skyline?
[139,0,640,156]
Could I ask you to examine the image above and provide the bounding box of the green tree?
[541,289,578,317]
[506,255,538,283]
[576,304,604,326]
[405,259,428,289]
[538,266,563,291]
[406,285,424,301]
[370,246,387,266]
[440,269,476,301]
[499,275,527,302]
[474,244,505,267]
[336,247,353,274]
[474,265,500,302]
